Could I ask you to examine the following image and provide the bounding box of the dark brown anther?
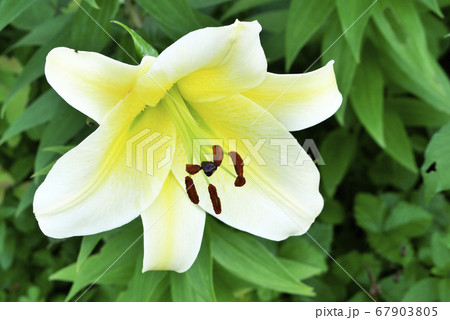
[201,161,217,177]
[212,145,224,167]
[229,151,244,177]
[185,176,199,204]
[208,184,221,214]
[186,164,202,175]
[74,49,78,53]
[234,176,246,187]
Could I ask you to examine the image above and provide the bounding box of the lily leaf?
[112,21,158,58]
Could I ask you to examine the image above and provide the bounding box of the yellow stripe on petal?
[33,90,176,238]
[141,172,205,273]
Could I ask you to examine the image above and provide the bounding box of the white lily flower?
[33,20,342,272]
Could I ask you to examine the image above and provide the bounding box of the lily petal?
[141,172,205,273]
[45,47,155,124]
[242,61,342,131]
[173,95,323,241]
[137,20,267,105]
[34,90,175,238]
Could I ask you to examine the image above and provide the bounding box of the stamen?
[229,151,246,187]
[185,176,199,204]
[186,164,202,175]
[208,184,221,214]
[212,145,224,167]
[201,161,217,177]
[234,176,246,187]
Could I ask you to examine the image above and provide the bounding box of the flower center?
[159,85,245,213]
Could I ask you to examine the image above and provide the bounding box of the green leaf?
[1,30,69,116]
[211,221,313,296]
[350,50,385,147]
[354,193,386,233]
[438,279,450,302]
[383,109,418,173]
[51,222,141,301]
[117,250,168,302]
[384,202,432,237]
[422,123,450,200]
[320,128,357,197]
[285,0,335,70]
[417,0,444,18]
[221,0,278,20]
[76,234,104,271]
[402,278,439,302]
[336,0,375,62]
[368,233,414,265]
[279,238,328,274]
[0,0,40,32]
[112,21,158,58]
[8,13,73,51]
[372,0,450,114]
[84,0,100,9]
[388,98,450,127]
[10,0,55,31]
[137,0,218,40]
[71,0,119,52]
[34,104,85,173]
[184,233,216,301]
[321,15,357,125]
[369,153,418,191]
[431,232,450,274]
[188,0,232,9]
[1,90,60,145]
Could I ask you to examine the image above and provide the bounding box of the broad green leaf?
[43,145,75,155]
[84,0,100,9]
[336,0,376,62]
[330,252,382,288]
[51,222,141,301]
[34,104,85,172]
[321,15,357,125]
[76,234,104,271]
[438,279,450,302]
[11,0,55,31]
[417,0,444,17]
[431,232,450,274]
[71,0,119,52]
[221,0,279,20]
[368,233,414,265]
[278,258,323,281]
[384,202,432,237]
[383,109,418,173]
[1,30,69,116]
[286,0,335,70]
[211,222,313,296]
[117,250,168,302]
[137,0,218,40]
[171,272,206,302]
[279,238,328,274]
[15,182,38,217]
[319,199,345,225]
[388,98,450,127]
[372,0,450,114]
[320,128,357,197]
[422,123,450,200]
[1,90,60,145]
[369,153,418,191]
[354,193,386,233]
[8,13,73,51]
[188,0,232,9]
[184,233,216,301]
[402,278,439,302]
[350,50,385,147]
[0,0,40,32]
[112,21,158,58]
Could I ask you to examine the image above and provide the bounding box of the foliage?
[0,0,449,302]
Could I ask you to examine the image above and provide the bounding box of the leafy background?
[1,0,449,302]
